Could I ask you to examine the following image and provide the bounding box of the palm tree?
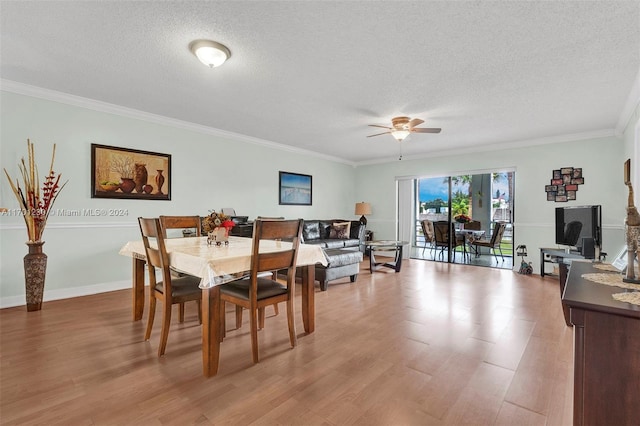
[451,190,469,216]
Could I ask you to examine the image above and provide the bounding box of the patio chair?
[470,222,507,261]
[433,221,465,261]
[420,220,436,255]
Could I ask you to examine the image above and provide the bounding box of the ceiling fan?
[367,116,441,142]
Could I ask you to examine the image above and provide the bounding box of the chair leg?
[258,307,266,330]
[250,306,260,363]
[144,294,156,341]
[179,302,185,323]
[286,297,297,348]
[273,303,279,316]
[196,299,202,325]
[219,301,226,342]
[158,301,172,356]
[235,305,243,329]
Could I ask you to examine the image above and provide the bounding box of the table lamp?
[355,202,372,226]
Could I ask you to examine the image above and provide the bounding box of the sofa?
[301,219,366,251]
[300,219,365,291]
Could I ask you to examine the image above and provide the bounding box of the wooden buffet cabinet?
[561,261,640,426]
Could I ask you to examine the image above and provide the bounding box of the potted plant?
[3,139,67,311]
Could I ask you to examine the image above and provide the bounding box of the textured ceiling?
[1,1,638,164]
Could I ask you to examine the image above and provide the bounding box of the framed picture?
[546,165,585,202]
[612,247,628,271]
[279,171,312,205]
[91,144,171,200]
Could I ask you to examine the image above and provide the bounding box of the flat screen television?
[555,205,601,257]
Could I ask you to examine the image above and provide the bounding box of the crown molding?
[615,67,640,136]
[355,128,617,166]
[0,79,356,166]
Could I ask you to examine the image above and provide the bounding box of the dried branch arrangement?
[3,139,68,242]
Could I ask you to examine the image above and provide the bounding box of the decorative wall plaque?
[545,167,583,202]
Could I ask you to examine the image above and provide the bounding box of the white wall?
[1,88,636,307]
[0,91,357,306]
[622,103,639,201]
[355,136,627,273]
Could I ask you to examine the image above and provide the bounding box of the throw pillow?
[329,221,351,239]
[303,221,320,240]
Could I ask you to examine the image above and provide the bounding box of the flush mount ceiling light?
[189,39,231,68]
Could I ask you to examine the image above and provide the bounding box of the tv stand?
[539,247,585,277]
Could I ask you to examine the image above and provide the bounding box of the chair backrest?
[159,215,201,238]
[250,219,304,279]
[489,222,507,246]
[421,220,435,242]
[464,220,481,230]
[433,221,450,244]
[138,217,172,290]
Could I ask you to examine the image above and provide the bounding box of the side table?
[365,240,408,272]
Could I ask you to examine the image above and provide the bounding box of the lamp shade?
[355,202,371,215]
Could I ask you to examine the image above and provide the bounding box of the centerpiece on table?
[454,214,471,224]
[3,139,67,311]
[203,210,235,246]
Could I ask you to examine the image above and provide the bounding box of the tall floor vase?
[24,241,47,311]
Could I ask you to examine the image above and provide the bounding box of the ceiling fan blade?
[408,118,424,128]
[368,124,393,130]
[366,131,391,137]
[411,128,442,134]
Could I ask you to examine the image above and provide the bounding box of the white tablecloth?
[119,236,328,288]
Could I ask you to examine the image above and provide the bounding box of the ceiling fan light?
[189,40,231,68]
[391,130,410,142]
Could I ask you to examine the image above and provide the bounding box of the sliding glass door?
[410,171,514,269]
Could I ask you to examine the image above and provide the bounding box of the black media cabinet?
[539,247,585,277]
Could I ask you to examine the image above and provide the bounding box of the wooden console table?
[562,262,640,425]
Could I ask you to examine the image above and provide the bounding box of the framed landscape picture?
[91,144,171,200]
[279,171,312,205]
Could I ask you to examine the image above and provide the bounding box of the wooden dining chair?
[159,215,202,323]
[138,217,202,357]
[219,218,304,363]
[159,215,201,239]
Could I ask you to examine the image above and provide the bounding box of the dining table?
[455,229,485,261]
[119,235,328,377]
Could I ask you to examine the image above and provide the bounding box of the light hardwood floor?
[0,259,574,425]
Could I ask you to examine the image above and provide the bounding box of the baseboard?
[0,280,138,309]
